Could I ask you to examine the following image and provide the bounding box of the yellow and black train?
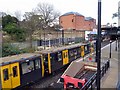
[0,42,93,89]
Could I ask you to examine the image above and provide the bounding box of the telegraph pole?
[96,0,101,90]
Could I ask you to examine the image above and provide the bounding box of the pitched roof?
[85,17,94,21]
[62,12,84,16]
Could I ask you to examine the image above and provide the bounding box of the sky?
[0,0,119,25]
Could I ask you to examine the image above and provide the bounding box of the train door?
[1,62,20,89]
[1,64,12,89]
[10,63,20,88]
[62,50,69,65]
[81,46,84,57]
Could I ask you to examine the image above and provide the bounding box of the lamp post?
[62,29,64,45]
[109,40,112,58]
[96,0,101,90]
[115,38,117,51]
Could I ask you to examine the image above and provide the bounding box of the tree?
[3,23,25,41]
[22,11,40,48]
[35,3,60,49]
[2,14,26,42]
[36,3,60,29]
[2,15,19,28]
[112,12,118,19]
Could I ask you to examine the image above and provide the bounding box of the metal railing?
[80,60,110,90]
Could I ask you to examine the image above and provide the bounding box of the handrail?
[80,72,97,90]
[80,60,110,90]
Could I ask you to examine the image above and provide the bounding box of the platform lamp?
[109,40,112,58]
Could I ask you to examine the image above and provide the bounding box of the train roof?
[35,43,87,54]
[0,53,40,65]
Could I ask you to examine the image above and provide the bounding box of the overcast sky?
[0,0,119,25]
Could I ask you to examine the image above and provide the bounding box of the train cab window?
[22,60,35,74]
[12,66,18,77]
[58,52,62,61]
[3,69,9,81]
[35,59,40,69]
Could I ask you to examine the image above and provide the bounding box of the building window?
[61,21,63,23]
[72,19,74,22]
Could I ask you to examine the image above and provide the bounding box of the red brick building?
[59,12,96,31]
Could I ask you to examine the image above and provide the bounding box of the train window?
[12,66,18,77]
[70,50,73,57]
[74,50,77,55]
[78,48,81,54]
[58,52,62,61]
[22,60,35,74]
[65,52,68,58]
[35,59,40,69]
[85,46,88,51]
[63,52,65,58]
[3,69,9,81]
[64,52,66,58]
[44,55,48,63]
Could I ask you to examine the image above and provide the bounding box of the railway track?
[22,65,67,89]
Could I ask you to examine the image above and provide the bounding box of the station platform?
[101,41,118,89]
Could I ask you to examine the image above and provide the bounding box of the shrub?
[2,43,29,57]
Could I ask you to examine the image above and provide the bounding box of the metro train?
[0,42,94,89]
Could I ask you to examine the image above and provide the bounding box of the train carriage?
[36,42,90,75]
[0,53,43,89]
[36,48,69,75]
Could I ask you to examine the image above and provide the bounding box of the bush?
[2,43,29,57]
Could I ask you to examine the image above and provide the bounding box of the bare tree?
[22,11,40,48]
[14,11,22,21]
[35,3,60,49]
[36,3,60,28]
[112,12,118,19]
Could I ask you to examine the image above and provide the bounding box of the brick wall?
[59,14,96,31]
